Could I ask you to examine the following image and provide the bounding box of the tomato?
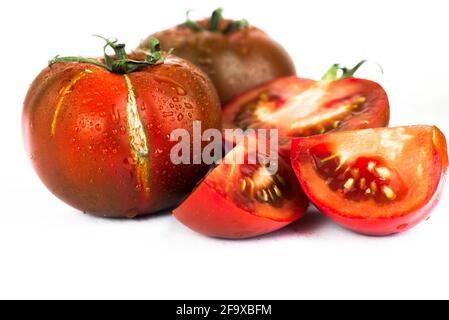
[22,37,221,218]
[173,134,309,239]
[223,62,390,142]
[291,126,448,236]
[140,8,296,104]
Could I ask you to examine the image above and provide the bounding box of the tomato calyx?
[49,35,173,74]
[321,60,383,81]
[182,8,249,34]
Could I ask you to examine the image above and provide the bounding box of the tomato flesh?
[291,126,448,235]
[173,135,308,239]
[223,76,390,138]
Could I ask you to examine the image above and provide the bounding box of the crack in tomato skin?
[310,145,407,203]
[123,75,151,201]
[51,69,93,135]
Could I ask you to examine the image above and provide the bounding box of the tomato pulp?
[291,126,448,235]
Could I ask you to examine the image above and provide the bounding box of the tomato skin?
[291,126,448,236]
[173,180,300,239]
[23,56,221,218]
[144,21,296,104]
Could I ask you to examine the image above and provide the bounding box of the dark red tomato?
[22,37,221,218]
[141,8,296,104]
[223,62,390,142]
[173,134,308,239]
[291,126,448,236]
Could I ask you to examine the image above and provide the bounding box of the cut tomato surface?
[291,126,448,236]
[223,64,389,141]
[173,134,309,239]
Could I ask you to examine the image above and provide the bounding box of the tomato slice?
[223,66,389,139]
[291,126,448,236]
[173,134,309,239]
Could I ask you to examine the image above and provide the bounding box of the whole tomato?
[140,8,296,104]
[22,37,221,218]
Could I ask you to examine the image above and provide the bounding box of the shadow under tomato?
[254,207,330,241]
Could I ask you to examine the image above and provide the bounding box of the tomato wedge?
[173,134,308,239]
[291,126,448,236]
[223,62,389,139]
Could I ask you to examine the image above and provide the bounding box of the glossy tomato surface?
[142,15,296,104]
[173,134,308,239]
[223,76,390,139]
[23,56,221,218]
[291,126,448,236]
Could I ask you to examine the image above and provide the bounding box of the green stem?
[49,36,170,74]
[182,8,249,34]
[223,19,249,34]
[183,9,203,31]
[208,8,223,31]
[321,60,383,81]
[48,56,108,69]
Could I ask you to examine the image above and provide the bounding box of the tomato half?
[291,126,448,236]
[173,134,308,239]
[141,8,296,104]
[22,37,221,218]
[223,63,390,141]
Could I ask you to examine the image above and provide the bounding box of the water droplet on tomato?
[95,124,102,131]
[177,113,184,121]
[111,109,120,123]
[119,126,126,135]
[75,126,80,133]
[100,111,107,117]
[184,103,193,109]
[163,111,174,118]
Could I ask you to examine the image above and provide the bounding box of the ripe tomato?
[223,62,390,141]
[22,37,221,218]
[141,8,296,104]
[291,126,448,236]
[173,134,309,239]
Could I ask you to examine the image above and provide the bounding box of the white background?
[1,0,448,300]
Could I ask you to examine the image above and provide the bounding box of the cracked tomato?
[291,126,448,236]
[173,134,308,239]
[22,37,221,218]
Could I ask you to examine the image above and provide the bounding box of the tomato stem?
[182,8,249,34]
[208,8,223,31]
[49,36,172,74]
[321,60,383,81]
[223,19,249,34]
